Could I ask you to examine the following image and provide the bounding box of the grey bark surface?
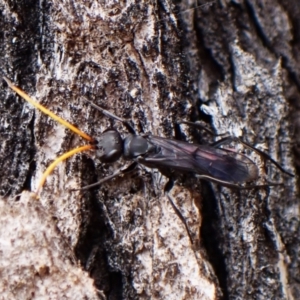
[0,0,299,299]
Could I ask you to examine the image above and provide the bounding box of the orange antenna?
[3,77,94,142]
[4,77,96,196]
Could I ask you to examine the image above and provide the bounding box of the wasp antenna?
[36,144,95,195]
[3,77,95,142]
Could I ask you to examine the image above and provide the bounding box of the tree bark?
[0,0,299,299]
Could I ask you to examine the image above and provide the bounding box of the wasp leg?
[82,98,136,134]
[177,120,226,136]
[164,178,194,244]
[74,162,138,191]
[196,174,283,189]
[211,136,294,177]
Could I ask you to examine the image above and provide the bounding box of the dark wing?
[139,135,258,184]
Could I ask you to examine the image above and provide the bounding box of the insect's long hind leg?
[211,136,294,177]
[178,120,221,136]
[82,98,136,134]
[164,178,194,244]
[196,174,283,189]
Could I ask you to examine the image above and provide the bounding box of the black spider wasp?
[3,77,294,240]
[4,77,293,194]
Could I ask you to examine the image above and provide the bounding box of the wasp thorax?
[123,134,156,159]
[96,130,123,163]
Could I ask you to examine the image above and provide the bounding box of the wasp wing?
[139,135,258,184]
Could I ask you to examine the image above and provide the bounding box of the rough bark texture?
[0,0,299,299]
